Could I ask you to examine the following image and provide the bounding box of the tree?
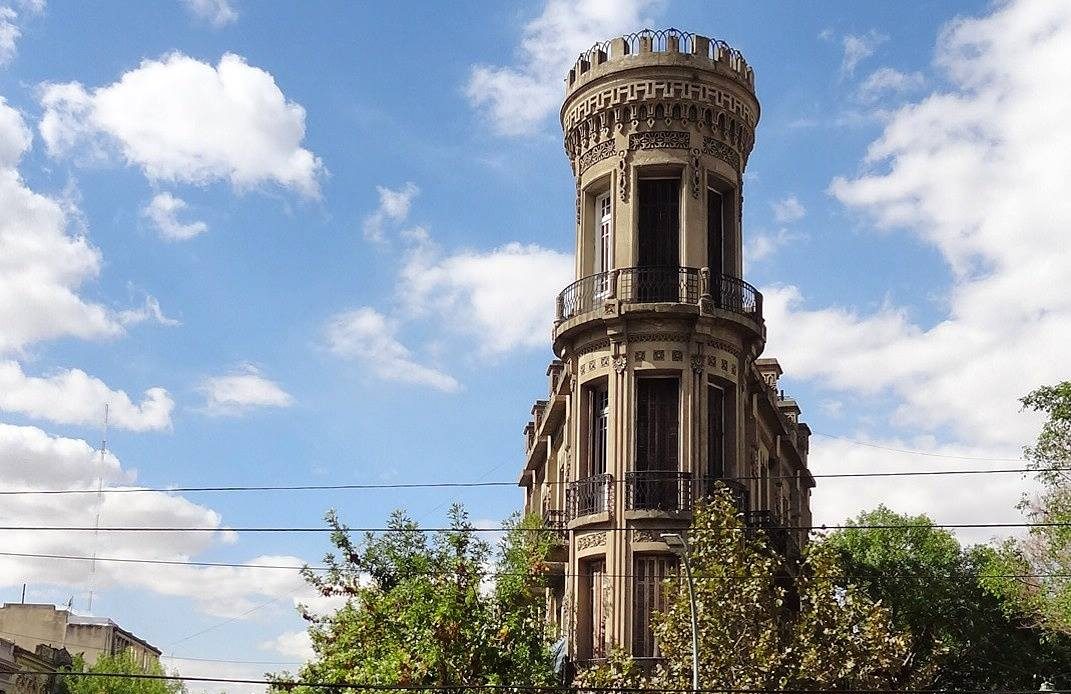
[576,489,914,691]
[270,505,556,691]
[827,505,1071,688]
[1010,381,1071,635]
[62,652,184,694]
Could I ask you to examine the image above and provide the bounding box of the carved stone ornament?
[577,139,616,175]
[613,356,627,374]
[575,176,582,225]
[702,136,742,170]
[632,529,661,543]
[691,355,704,374]
[690,147,702,199]
[629,130,690,151]
[577,531,608,550]
[618,150,630,202]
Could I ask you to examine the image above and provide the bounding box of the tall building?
[0,604,159,670]
[518,29,814,665]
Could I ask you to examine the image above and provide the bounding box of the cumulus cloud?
[771,194,806,224]
[765,0,1071,530]
[857,67,926,101]
[118,295,180,327]
[142,192,208,241]
[466,0,660,136]
[260,629,314,661]
[324,307,459,392]
[198,364,294,415]
[0,1,43,67]
[183,0,237,27]
[746,228,804,264]
[0,422,325,619]
[399,232,572,355]
[839,30,887,76]
[39,53,323,196]
[362,182,417,242]
[0,360,174,431]
[0,97,123,354]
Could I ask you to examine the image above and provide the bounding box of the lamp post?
[662,532,699,693]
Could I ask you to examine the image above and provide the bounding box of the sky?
[1,0,1070,689]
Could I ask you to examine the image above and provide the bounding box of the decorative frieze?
[577,531,607,550]
[629,130,690,151]
[577,139,616,175]
[628,332,691,344]
[702,136,741,170]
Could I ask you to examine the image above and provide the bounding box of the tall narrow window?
[634,378,680,510]
[585,558,608,659]
[594,192,612,298]
[637,179,680,301]
[635,378,679,472]
[588,385,609,477]
[632,555,678,657]
[707,188,724,276]
[707,384,725,481]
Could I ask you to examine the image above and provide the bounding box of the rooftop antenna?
[87,403,108,615]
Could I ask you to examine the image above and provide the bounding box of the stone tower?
[518,29,814,666]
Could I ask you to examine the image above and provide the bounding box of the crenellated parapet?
[561,28,759,177]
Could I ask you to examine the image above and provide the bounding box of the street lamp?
[662,532,699,693]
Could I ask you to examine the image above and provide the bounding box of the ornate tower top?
[561,28,759,177]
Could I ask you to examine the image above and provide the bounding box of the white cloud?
[857,67,926,101]
[0,97,123,354]
[183,0,237,27]
[118,295,181,327]
[399,234,572,355]
[39,53,323,196]
[362,182,417,242]
[771,194,806,223]
[840,30,888,76]
[0,1,42,68]
[143,192,208,241]
[0,422,321,620]
[259,630,313,661]
[324,307,460,392]
[746,228,804,264]
[198,365,294,416]
[466,0,660,136]
[768,0,1071,456]
[0,360,174,431]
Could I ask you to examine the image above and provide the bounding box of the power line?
[0,521,1065,533]
[0,465,1061,497]
[811,432,1026,462]
[4,548,1071,581]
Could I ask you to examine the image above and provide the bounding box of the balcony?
[568,473,614,520]
[543,509,569,543]
[554,266,763,325]
[625,470,694,513]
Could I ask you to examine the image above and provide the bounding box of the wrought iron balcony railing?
[567,473,614,519]
[554,266,762,323]
[625,470,693,512]
[543,509,568,542]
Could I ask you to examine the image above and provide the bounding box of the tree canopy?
[576,489,914,691]
[270,505,556,691]
[62,652,184,694]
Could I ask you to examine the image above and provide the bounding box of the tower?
[518,29,814,666]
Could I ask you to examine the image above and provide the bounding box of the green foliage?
[827,505,1071,688]
[576,489,913,691]
[1016,381,1071,634]
[269,505,555,692]
[63,652,184,694]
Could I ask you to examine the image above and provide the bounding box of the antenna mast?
[87,403,108,614]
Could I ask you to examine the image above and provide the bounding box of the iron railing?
[554,266,762,323]
[625,470,693,512]
[618,266,699,304]
[568,474,614,519]
[543,509,568,542]
[743,509,797,556]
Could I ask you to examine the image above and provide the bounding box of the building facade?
[517,29,814,665]
[0,604,159,670]
[0,639,71,694]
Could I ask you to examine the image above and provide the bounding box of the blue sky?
[2,0,1069,688]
